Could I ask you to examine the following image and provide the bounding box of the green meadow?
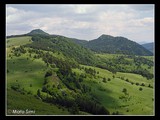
[6,36,154,115]
[7,36,32,47]
[73,65,154,115]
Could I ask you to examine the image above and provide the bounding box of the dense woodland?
[71,34,153,56]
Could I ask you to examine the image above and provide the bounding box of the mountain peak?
[98,34,114,39]
[85,34,153,56]
[27,29,49,36]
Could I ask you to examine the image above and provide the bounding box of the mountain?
[141,42,153,53]
[7,29,153,56]
[7,29,49,39]
[72,34,153,56]
[25,29,97,65]
[27,29,50,36]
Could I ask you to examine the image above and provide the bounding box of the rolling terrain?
[6,29,154,115]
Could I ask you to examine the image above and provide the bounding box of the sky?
[6,4,154,43]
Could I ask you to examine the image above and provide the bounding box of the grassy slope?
[7,55,47,94]
[7,52,154,115]
[6,53,72,115]
[7,89,70,115]
[73,65,154,115]
[6,36,154,115]
[96,53,154,75]
[7,36,32,47]
[6,37,70,115]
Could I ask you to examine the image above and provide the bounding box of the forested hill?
[142,42,153,53]
[72,34,153,56]
[27,29,50,36]
[24,30,97,66]
[7,29,153,56]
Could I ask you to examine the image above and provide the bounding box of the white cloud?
[6,4,154,43]
[6,7,39,24]
[127,17,154,27]
[129,4,154,11]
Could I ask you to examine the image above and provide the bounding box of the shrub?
[139,87,143,91]
[122,88,127,93]
[126,78,129,82]
[44,70,52,78]
[11,84,20,91]
[103,78,107,83]
[141,83,145,86]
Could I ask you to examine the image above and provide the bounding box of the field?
[7,89,70,115]
[7,36,32,47]
[6,38,70,115]
[6,36,154,115]
[6,52,69,115]
[73,65,154,115]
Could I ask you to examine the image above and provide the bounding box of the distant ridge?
[72,34,153,56]
[7,29,153,56]
[142,42,153,53]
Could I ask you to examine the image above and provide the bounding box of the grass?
[7,55,47,94]
[73,65,154,115]
[7,89,70,115]
[6,49,72,115]
[95,53,154,75]
[7,51,154,115]
[7,36,32,47]
[95,53,124,59]
[6,37,154,115]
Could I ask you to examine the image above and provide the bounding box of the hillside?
[7,89,70,115]
[24,34,97,66]
[142,42,153,53]
[7,29,153,56]
[72,34,153,56]
[6,29,154,115]
[6,29,153,78]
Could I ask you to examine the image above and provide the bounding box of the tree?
[139,87,143,91]
[70,103,79,114]
[44,70,52,78]
[136,82,139,86]
[126,78,129,82]
[122,88,127,95]
[108,78,111,81]
[37,89,41,97]
[7,69,9,73]
[148,84,153,88]
[112,75,115,79]
[141,83,145,86]
[103,77,107,83]
[79,77,83,82]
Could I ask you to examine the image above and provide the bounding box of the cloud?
[129,4,154,11]
[6,4,154,43]
[6,7,40,24]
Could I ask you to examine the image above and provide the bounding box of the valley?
[6,30,154,115]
